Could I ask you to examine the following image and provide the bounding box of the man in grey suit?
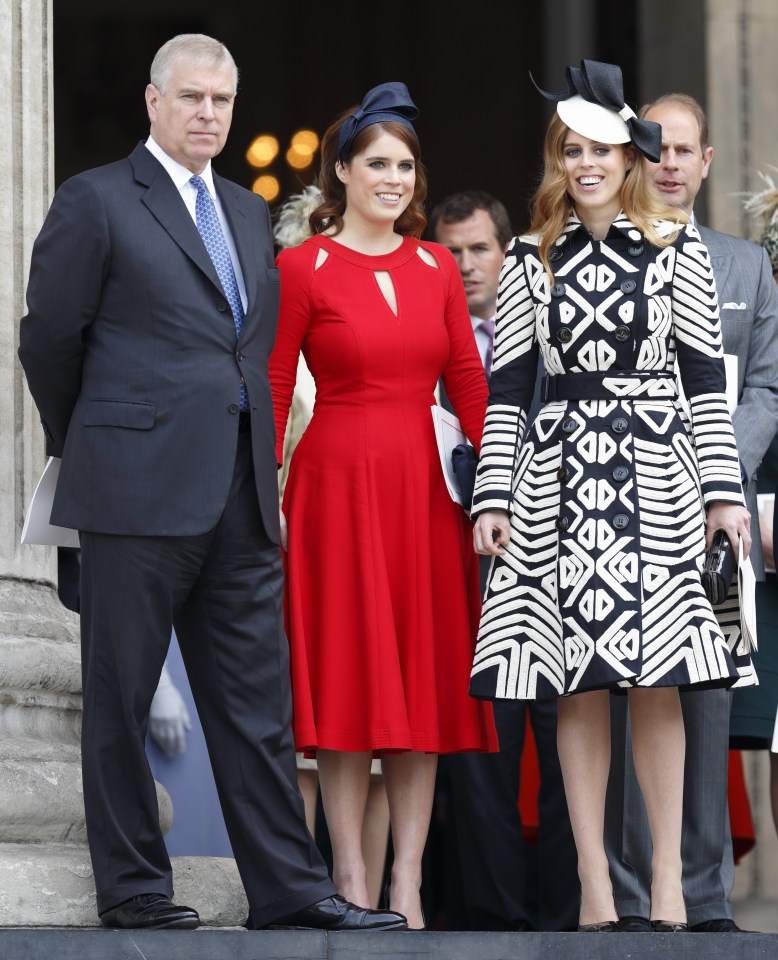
[606,92,778,932]
[18,33,405,933]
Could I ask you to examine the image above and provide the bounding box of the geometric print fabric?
[469,215,753,701]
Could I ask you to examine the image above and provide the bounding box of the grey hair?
[150,34,238,94]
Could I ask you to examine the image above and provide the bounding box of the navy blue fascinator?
[337,82,419,162]
[532,60,661,163]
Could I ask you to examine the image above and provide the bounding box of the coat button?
[236,351,244,361]
[551,282,566,298]
[558,466,569,483]
[556,516,569,531]
[612,466,629,482]
[614,325,631,341]
[217,301,228,312]
[628,242,644,257]
[228,403,239,414]
[611,417,628,434]
[613,513,630,530]
[561,417,577,434]
[549,247,563,262]
[557,327,573,343]
[620,279,637,294]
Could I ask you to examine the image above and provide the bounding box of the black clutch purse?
[701,529,737,605]
[451,443,478,510]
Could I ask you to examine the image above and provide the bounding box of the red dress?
[270,234,497,755]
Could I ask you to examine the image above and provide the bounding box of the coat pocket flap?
[84,400,156,429]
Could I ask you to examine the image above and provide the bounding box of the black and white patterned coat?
[469,213,755,701]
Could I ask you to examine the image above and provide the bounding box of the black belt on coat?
[540,371,677,402]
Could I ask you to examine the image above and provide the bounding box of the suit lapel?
[129,144,224,296]
[215,173,258,311]
[699,226,735,299]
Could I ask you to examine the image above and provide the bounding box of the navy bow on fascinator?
[532,59,662,163]
[337,81,419,162]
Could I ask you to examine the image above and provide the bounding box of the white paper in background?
[772,706,778,753]
[20,457,80,548]
[675,354,738,415]
[738,534,758,654]
[431,405,470,505]
[757,493,775,574]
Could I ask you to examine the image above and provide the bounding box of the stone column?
[0,0,245,925]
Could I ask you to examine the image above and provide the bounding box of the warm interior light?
[291,129,320,154]
[246,134,280,168]
[252,175,280,202]
[286,146,314,170]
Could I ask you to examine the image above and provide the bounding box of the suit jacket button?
[613,513,630,530]
[557,327,573,343]
[236,351,244,361]
[218,301,228,312]
[612,466,629,482]
[614,325,631,341]
[611,417,628,434]
[620,279,637,294]
[228,403,239,414]
[556,516,569,531]
[551,282,566,298]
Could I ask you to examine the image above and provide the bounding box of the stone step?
[0,928,774,959]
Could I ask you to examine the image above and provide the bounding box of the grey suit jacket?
[19,143,281,542]
[699,225,778,578]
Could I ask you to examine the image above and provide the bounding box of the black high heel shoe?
[578,920,618,932]
[650,919,689,932]
[383,882,426,931]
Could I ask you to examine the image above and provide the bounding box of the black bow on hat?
[532,59,661,163]
[337,81,419,161]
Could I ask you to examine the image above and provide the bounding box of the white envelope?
[20,457,80,548]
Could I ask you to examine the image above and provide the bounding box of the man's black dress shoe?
[100,893,200,929]
[617,915,651,932]
[266,894,407,930]
[690,918,745,932]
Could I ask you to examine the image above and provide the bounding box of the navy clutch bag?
[451,443,478,511]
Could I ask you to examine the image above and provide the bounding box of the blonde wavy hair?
[530,114,686,279]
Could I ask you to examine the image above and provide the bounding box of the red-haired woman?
[269,83,497,929]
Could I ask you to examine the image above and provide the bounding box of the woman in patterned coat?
[469,61,753,932]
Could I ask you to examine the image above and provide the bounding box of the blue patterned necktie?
[190,175,248,410]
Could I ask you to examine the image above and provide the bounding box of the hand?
[706,501,752,560]
[474,509,511,556]
[280,508,288,552]
[149,663,192,756]
[758,496,774,571]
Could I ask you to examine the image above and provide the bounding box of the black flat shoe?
[617,915,651,932]
[265,894,407,930]
[650,919,689,932]
[100,893,200,930]
[578,920,618,931]
[690,918,746,932]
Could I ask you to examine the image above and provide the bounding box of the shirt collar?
[145,136,216,195]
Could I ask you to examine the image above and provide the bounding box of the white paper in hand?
[738,535,757,654]
[431,406,468,505]
[20,457,80,548]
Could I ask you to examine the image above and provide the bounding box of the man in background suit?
[432,191,578,931]
[18,33,405,933]
[606,93,778,933]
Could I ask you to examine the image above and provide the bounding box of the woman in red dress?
[269,83,497,929]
